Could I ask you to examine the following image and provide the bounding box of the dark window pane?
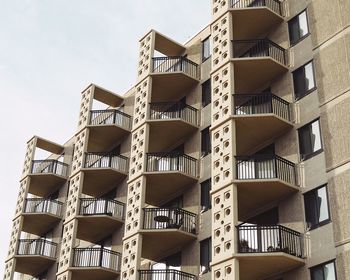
[311,266,325,280]
[310,261,337,280]
[289,10,309,45]
[299,119,322,160]
[200,238,211,273]
[202,37,211,61]
[304,191,319,229]
[202,79,211,107]
[201,179,211,211]
[201,127,211,157]
[293,61,316,99]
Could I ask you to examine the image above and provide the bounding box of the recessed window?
[304,185,330,230]
[298,119,323,160]
[288,10,309,45]
[200,238,211,274]
[310,260,337,280]
[202,36,211,62]
[293,61,316,100]
[202,79,211,107]
[201,179,211,212]
[201,127,211,157]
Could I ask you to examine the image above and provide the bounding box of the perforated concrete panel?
[212,0,230,20]
[121,235,143,280]
[21,137,37,178]
[70,129,88,176]
[57,220,77,274]
[77,86,94,131]
[137,31,155,81]
[133,78,151,130]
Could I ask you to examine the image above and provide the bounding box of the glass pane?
[203,38,211,60]
[311,121,322,152]
[317,187,330,223]
[305,62,315,90]
[293,67,306,98]
[289,17,300,44]
[299,11,309,37]
[299,126,313,158]
[324,262,336,280]
[304,192,318,228]
[311,266,325,280]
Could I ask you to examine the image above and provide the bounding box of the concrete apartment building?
[3,0,350,279]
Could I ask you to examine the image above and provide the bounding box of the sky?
[0,0,210,276]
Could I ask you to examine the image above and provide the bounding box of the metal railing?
[234,93,291,121]
[230,0,283,16]
[149,102,198,126]
[233,39,286,65]
[31,160,68,177]
[146,152,197,177]
[17,239,57,258]
[84,152,129,173]
[237,224,303,257]
[72,247,121,272]
[89,109,132,130]
[143,208,197,234]
[152,56,199,79]
[235,155,296,185]
[24,198,63,217]
[139,270,197,280]
[79,198,125,219]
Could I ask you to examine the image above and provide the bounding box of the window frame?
[304,184,331,231]
[201,36,211,62]
[200,237,212,274]
[201,126,211,157]
[288,9,310,46]
[202,79,211,108]
[201,179,212,212]
[292,60,317,101]
[298,118,323,161]
[310,259,337,280]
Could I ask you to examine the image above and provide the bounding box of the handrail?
[139,269,197,280]
[230,0,283,16]
[31,160,68,177]
[84,152,129,173]
[89,109,132,130]
[24,198,63,217]
[79,198,125,219]
[17,239,57,258]
[152,56,199,79]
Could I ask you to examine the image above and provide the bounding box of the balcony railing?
[230,0,283,16]
[31,160,68,177]
[235,155,296,185]
[143,208,197,234]
[234,93,291,121]
[237,224,303,258]
[139,270,196,280]
[146,152,197,177]
[149,102,198,126]
[17,239,57,258]
[233,39,286,65]
[84,152,129,173]
[79,198,125,219]
[152,56,199,79]
[72,247,121,272]
[24,198,63,217]
[89,109,132,130]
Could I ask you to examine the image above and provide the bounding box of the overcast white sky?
[0,0,210,275]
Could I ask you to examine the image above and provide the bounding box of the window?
[201,127,211,157]
[200,238,211,274]
[288,10,309,45]
[293,61,316,100]
[310,260,337,280]
[202,36,211,61]
[298,119,323,160]
[201,179,211,212]
[202,79,211,107]
[304,185,330,230]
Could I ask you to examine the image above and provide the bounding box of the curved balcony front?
[70,247,121,280]
[81,153,128,197]
[233,93,293,154]
[28,160,68,197]
[15,239,57,276]
[232,39,288,93]
[76,198,125,243]
[148,102,198,151]
[139,269,196,280]
[87,109,132,152]
[22,198,63,236]
[151,56,199,102]
[140,208,197,260]
[234,155,299,218]
[236,224,304,280]
[144,153,198,205]
[230,0,284,40]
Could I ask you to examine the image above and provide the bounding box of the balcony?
[15,239,57,276]
[236,224,304,280]
[87,109,132,152]
[140,208,197,260]
[151,56,199,102]
[232,39,288,93]
[233,93,293,154]
[144,152,198,205]
[71,248,121,280]
[76,198,125,243]
[139,270,196,280]
[234,155,298,218]
[230,0,284,40]
[81,153,128,197]
[28,160,68,197]
[148,102,198,151]
[22,198,63,236]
